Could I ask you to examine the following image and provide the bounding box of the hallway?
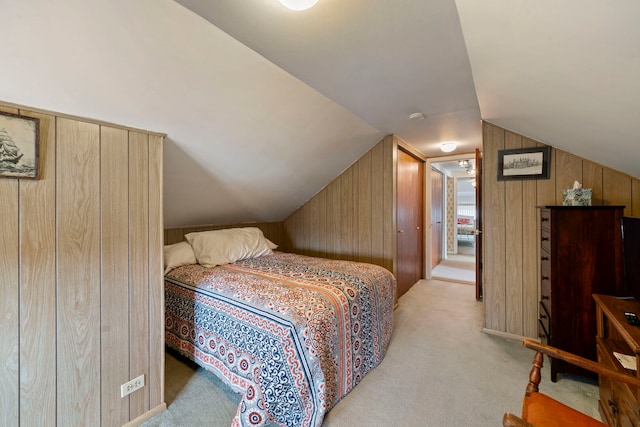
[432,253,475,284]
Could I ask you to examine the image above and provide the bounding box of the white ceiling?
[2,0,638,227]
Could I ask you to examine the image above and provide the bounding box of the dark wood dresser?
[538,206,625,381]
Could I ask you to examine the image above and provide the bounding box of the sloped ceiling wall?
[456,0,640,179]
[1,0,383,226]
[2,0,638,227]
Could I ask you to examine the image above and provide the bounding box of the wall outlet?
[121,374,145,398]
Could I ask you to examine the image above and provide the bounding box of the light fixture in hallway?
[440,142,457,153]
[278,0,319,11]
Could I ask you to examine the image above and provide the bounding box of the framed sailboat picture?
[0,111,40,179]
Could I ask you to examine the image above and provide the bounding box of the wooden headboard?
[164,221,286,247]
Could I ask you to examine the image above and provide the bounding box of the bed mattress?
[164,251,396,427]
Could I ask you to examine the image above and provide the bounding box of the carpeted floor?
[432,254,475,284]
[142,279,600,427]
[457,238,476,255]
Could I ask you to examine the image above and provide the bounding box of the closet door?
[396,148,424,297]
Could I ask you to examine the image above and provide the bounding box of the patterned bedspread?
[165,251,395,427]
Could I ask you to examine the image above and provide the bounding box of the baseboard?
[482,328,540,343]
[122,402,167,427]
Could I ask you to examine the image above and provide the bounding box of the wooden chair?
[503,339,640,427]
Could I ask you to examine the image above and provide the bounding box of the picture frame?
[497,146,551,181]
[0,111,40,180]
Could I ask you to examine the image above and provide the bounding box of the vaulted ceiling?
[2,1,638,226]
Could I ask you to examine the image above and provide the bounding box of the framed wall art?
[0,111,40,179]
[497,146,551,181]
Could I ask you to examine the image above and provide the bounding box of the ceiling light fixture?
[278,0,319,11]
[409,112,425,120]
[440,142,457,153]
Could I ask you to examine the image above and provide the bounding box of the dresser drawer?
[540,268,551,305]
[540,227,551,253]
[539,300,551,335]
[538,319,549,344]
[540,248,551,270]
[540,209,551,231]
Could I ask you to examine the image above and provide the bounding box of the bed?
[163,227,396,427]
[457,217,475,241]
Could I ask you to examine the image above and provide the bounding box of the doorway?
[427,155,477,285]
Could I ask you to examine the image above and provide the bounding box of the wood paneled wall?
[164,221,285,246]
[482,121,640,339]
[282,135,397,274]
[0,101,165,427]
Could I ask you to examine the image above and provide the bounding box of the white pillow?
[185,227,274,268]
[163,241,197,274]
[265,238,278,250]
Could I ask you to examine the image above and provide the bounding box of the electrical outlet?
[120,374,145,398]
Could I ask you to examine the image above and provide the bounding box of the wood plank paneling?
[358,150,372,264]
[535,142,557,207]
[56,117,101,426]
[328,179,341,257]
[633,179,640,217]
[1,100,165,427]
[318,188,328,257]
[521,137,539,338]
[19,110,56,426]
[281,135,396,280]
[0,105,19,427]
[148,135,164,411]
[483,122,506,331]
[483,121,640,339]
[504,131,524,336]
[583,160,604,206]
[100,126,130,426]
[351,160,360,262]
[129,132,150,418]
[603,168,632,215]
[555,150,583,195]
[0,159,20,427]
[341,167,353,258]
[308,196,320,257]
[383,136,396,273]
[371,141,384,265]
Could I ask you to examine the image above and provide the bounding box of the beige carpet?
[432,254,475,284]
[142,279,600,426]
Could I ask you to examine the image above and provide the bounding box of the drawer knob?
[541,256,549,261]
[541,217,549,222]
[541,237,549,242]
[541,295,550,300]
[540,313,547,319]
[542,276,549,281]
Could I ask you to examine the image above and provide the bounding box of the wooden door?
[430,167,444,268]
[396,148,424,297]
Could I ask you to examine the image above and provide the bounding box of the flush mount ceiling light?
[440,142,457,153]
[409,112,425,120]
[278,0,319,11]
